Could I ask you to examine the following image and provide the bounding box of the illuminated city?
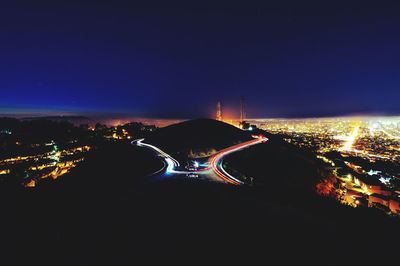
[2,0,400,263]
[0,143,91,188]
[250,117,400,214]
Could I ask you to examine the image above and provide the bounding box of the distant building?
[238,96,246,128]
[216,101,223,121]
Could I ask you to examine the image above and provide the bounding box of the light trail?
[208,136,268,185]
[133,135,268,185]
[341,147,392,160]
[134,139,203,175]
[135,139,180,169]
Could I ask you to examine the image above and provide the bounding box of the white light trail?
[133,136,268,185]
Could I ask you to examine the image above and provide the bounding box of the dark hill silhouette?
[145,118,253,156]
[1,120,399,264]
[222,129,399,259]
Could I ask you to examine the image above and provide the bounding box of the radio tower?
[240,96,246,123]
[216,101,223,121]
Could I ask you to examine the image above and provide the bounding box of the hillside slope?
[145,119,253,156]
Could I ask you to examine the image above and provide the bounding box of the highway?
[132,135,268,185]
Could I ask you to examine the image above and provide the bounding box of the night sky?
[1,0,400,118]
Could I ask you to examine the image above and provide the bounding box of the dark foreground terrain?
[1,122,399,264]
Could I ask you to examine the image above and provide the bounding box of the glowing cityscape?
[2,0,400,261]
[250,116,400,214]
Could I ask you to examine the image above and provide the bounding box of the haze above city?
[2,0,400,118]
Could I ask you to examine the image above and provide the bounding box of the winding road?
[133,135,267,185]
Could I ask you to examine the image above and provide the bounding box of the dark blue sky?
[1,0,400,118]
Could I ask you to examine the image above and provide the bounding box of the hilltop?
[144,118,253,157]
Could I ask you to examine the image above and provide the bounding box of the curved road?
[133,135,268,185]
[208,136,266,185]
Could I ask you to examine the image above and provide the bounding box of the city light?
[248,117,400,215]
[0,145,91,187]
[340,125,360,152]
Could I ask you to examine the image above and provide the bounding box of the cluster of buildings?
[251,117,400,216]
[251,117,400,161]
[0,139,91,187]
[0,120,160,188]
[333,161,400,214]
[93,122,156,141]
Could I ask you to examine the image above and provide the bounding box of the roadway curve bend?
[133,135,268,185]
